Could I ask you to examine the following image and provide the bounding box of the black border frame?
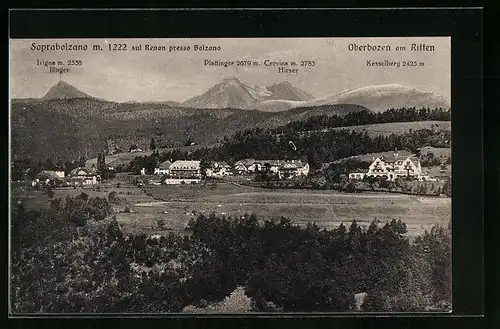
[7,7,485,328]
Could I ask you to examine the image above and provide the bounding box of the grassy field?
[130,183,451,237]
[10,184,155,210]
[332,148,450,164]
[11,181,451,238]
[330,121,451,137]
[331,150,413,165]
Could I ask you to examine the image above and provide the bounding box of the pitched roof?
[70,167,96,176]
[235,159,255,167]
[170,160,201,170]
[211,161,229,168]
[255,160,283,166]
[38,170,64,180]
[158,160,172,169]
[281,162,299,169]
[281,160,308,169]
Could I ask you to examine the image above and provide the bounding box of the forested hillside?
[11,97,368,162]
[111,107,451,174]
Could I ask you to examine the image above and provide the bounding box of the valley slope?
[11,97,369,162]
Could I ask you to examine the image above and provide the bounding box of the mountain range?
[182,77,449,113]
[11,77,451,161]
[302,84,451,113]
[36,77,450,113]
[182,77,314,109]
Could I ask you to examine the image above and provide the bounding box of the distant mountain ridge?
[182,77,315,110]
[265,81,314,101]
[258,84,450,113]
[42,80,93,100]
[307,84,451,113]
[182,78,450,113]
[35,79,449,114]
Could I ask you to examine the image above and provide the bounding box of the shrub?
[157,218,166,230]
[345,182,357,193]
[108,191,120,203]
[46,188,55,199]
[87,197,112,221]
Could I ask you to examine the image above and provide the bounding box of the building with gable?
[169,160,201,178]
[234,158,310,178]
[69,167,100,186]
[154,160,172,176]
[349,152,424,181]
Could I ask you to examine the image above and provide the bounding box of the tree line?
[280,107,450,133]
[11,157,87,181]
[120,126,450,175]
[191,128,450,170]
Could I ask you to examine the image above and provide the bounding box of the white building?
[169,160,201,178]
[154,160,172,175]
[278,160,310,179]
[234,159,255,174]
[234,159,310,178]
[54,170,65,178]
[213,167,232,177]
[244,160,282,173]
[69,167,100,185]
[206,161,232,177]
[32,170,66,187]
[349,172,366,180]
[349,153,424,182]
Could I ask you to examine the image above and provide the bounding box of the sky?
[9,37,450,103]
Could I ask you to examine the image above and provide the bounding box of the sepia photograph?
[9,37,452,314]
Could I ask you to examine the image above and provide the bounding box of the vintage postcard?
[9,37,451,314]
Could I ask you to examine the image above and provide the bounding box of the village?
[14,146,452,246]
[26,146,450,193]
[28,157,312,189]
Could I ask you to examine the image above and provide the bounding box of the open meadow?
[10,183,154,209]
[126,182,450,237]
[11,181,451,238]
[330,120,451,137]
